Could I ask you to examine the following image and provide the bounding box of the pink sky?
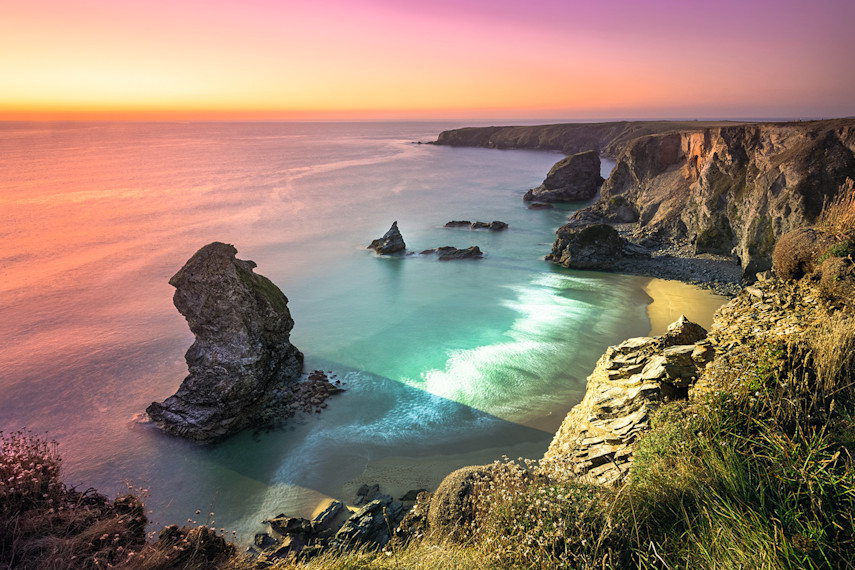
[1,0,853,120]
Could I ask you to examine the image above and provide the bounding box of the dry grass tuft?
[818,177,855,239]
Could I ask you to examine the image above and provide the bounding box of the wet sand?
[644,278,730,336]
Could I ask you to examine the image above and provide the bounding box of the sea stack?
[523,150,604,202]
[146,242,303,442]
[368,221,406,254]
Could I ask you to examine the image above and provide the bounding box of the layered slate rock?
[523,150,604,202]
[540,316,711,485]
[545,223,625,269]
[368,221,406,254]
[146,242,304,442]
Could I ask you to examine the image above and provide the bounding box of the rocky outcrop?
[253,491,411,563]
[332,495,405,549]
[444,220,508,230]
[540,316,711,485]
[146,242,304,442]
[368,221,406,254]
[523,150,603,202]
[545,224,625,269]
[570,120,855,277]
[471,220,508,230]
[420,246,484,260]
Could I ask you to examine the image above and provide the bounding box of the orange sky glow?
[2,0,854,121]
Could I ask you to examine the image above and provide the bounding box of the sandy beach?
[644,277,730,336]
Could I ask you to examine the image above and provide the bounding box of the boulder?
[527,202,554,210]
[523,150,604,202]
[354,483,380,506]
[146,243,304,442]
[368,221,406,254]
[332,495,405,549]
[545,223,625,269]
[443,220,471,228]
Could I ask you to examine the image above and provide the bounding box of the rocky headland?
[438,119,855,285]
[146,243,343,442]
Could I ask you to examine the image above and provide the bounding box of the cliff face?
[585,121,855,276]
[435,120,750,158]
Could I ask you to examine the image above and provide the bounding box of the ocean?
[1,121,656,541]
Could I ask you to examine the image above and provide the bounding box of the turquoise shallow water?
[0,121,650,541]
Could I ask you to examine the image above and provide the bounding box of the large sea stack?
[523,150,604,202]
[146,242,303,442]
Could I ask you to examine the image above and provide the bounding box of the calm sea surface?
[0,121,649,541]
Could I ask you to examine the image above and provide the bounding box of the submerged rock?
[523,150,604,202]
[368,221,406,254]
[528,202,555,209]
[146,242,304,442]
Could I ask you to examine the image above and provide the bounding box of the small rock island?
[368,221,406,254]
[146,242,304,442]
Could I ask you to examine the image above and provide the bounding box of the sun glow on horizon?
[2,0,854,121]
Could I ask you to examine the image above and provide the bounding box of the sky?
[1,0,854,121]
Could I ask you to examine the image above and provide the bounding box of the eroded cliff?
[582,120,855,276]
[435,120,748,157]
